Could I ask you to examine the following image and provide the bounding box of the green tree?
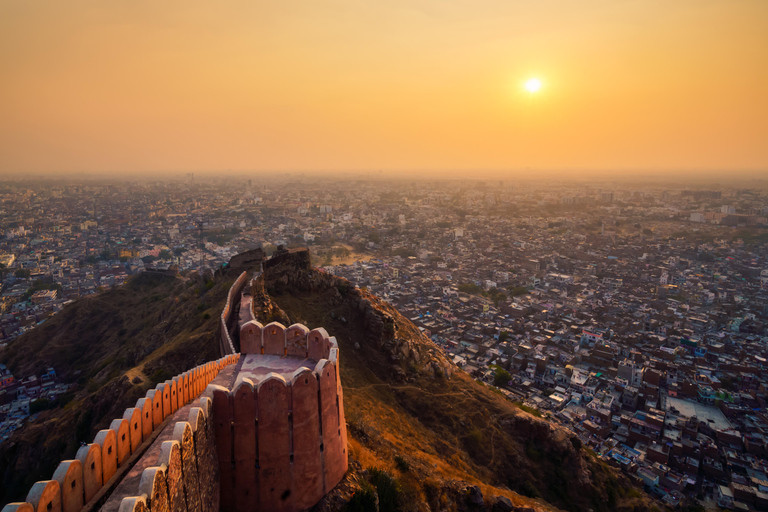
[493,367,512,388]
[508,286,528,297]
[458,283,483,295]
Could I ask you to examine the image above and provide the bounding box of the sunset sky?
[1,0,767,176]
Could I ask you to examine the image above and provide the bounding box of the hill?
[0,270,241,505]
[0,249,658,511]
[252,249,657,512]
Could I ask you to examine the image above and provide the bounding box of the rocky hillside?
[0,269,242,506]
[254,249,658,512]
[0,249,658,511]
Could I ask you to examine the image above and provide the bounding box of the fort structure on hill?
[2,251,349,512]
[212,320,347,512]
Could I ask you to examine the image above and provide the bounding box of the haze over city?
[1,0,767,176]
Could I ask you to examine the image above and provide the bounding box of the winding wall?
[219,272,250,356]
[2,355,240,512]
[3,260,347,512]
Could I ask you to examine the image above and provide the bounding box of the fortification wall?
[217,322,348,512]
[4,263,348,512]
[105,377,230,512]
[220,272,250,356]
[2,355,241,512]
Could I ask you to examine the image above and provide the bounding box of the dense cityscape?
[1,176,768,510]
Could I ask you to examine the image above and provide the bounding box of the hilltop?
[252,249,656,512]
[0,269,241,505]
[0,249,658,511]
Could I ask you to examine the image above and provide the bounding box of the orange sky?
[1,0,767,175]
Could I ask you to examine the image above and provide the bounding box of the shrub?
[519,481,539,499]
[343,481,377,512]
[570,437,582,451]
[151,368,172,384]
[369,468,402,512]
[337,281,352,297]
[29,398,52,414]
[394,455,410,472]
[513,401,542,418]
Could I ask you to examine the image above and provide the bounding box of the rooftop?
[666,396,732,430]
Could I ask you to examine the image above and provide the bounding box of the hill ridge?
[251,248,656,512]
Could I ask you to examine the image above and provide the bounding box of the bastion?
[211,319,348,512]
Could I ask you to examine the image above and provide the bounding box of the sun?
[525,78,542,93]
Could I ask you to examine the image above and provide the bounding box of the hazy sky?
[1,0,767,175]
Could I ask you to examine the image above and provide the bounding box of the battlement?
[213,321,348,512]
[2,262,347,512]
[2,355,240,512]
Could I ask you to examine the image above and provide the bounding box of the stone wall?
[220,272,250,356]
[1,355,240,512]
[216,322,348,512]
[110,385,224,512]
[227,248,264,270]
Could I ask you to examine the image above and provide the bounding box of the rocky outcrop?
[501,414,593,492]
[422,480,547,512]
[255,248,453,379]
[250,275,291,326]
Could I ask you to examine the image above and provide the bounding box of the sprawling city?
[1,176,767,510]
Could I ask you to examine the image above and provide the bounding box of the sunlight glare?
[525,78,542,93]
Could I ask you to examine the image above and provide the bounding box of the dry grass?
[271,288,569,512]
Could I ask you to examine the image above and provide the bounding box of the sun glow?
[525,78,542,93]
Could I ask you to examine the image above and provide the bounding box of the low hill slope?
[254,249,656,512]
[0,270,241,505]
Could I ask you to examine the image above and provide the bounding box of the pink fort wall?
[240,320,263,355]
[257,375,292,512]
[5,354,241,512]
[262,322,286,356]
[290,369,323,510]
[213,323,348,512]
[233,381,258,512]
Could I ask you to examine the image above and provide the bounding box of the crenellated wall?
[1,354,240,512]
[3,263,348,512]
[111,386,223,512]
[215,321,348,512]
[220,272,250,356]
